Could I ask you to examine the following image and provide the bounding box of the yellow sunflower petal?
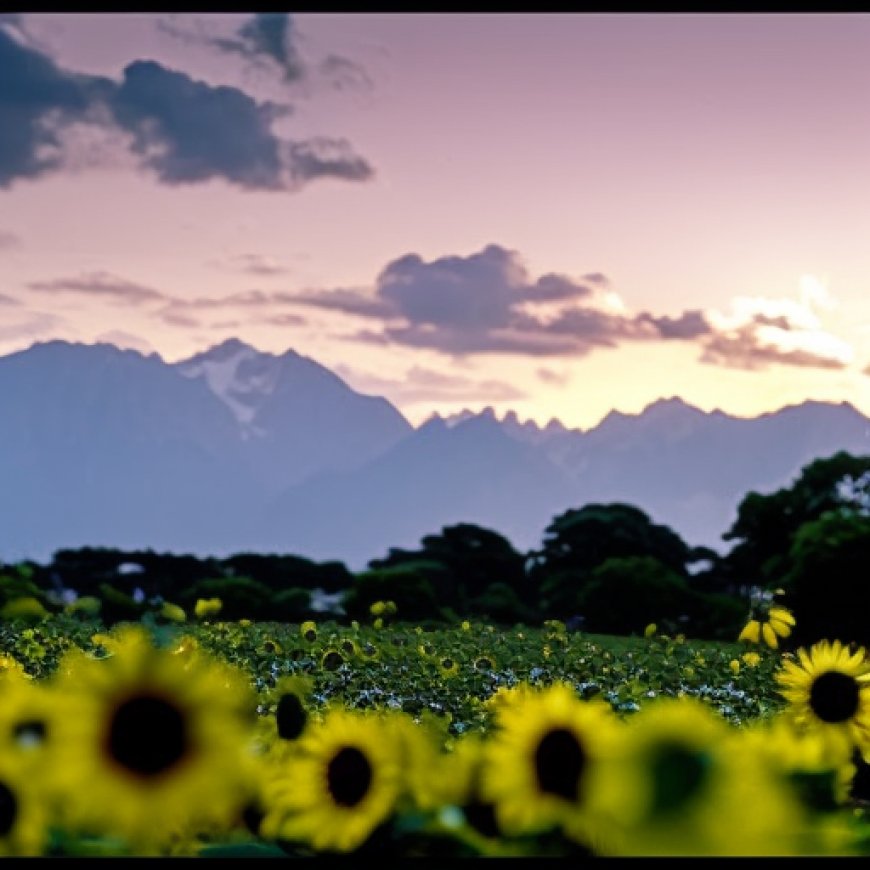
[738,621,761,644]
[761,623,779,649]
[768,606,795,626]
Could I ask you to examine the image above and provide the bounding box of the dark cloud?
[0,230,20,250]
[699,327,847,371]
[27,272,166,304]
[0,293,20,306]
[286,244,711,358]
[174,13,305,82]
[159,311,202,329]
[318,54,374,92]
[636,309,712,339]
[284,137,373,184]
[376,323,584,357]
[0,28,110,187]
[288,288,397,319]
[0,31,373,191]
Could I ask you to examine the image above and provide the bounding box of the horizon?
[3,13,870,429]
[4,334,864,432]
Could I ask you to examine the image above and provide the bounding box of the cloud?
[225,13,304,82]
[0,230,20,250]
[287,244,688,358]
[537,367,572,386]
[0,312,65,343]
[287,288,397,319]
[700,326,848,371]
[0,30,373,191]
[161,14,305,82]
[0,27,110,187]
[635,309,712,340]
[214,253,290,276]
[159,15,373,95]
[108,61,373,190]
[159,311,202,329]
[333,363,527,406]
[318,54,374,92]
[285,246,852,372]
[27,271,167,304]
[0,293,20,306]
[255,313,307,327]
[701,279,853,371]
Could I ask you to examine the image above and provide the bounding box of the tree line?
[2,450,869,646]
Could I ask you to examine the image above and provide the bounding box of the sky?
[2,12,870,429]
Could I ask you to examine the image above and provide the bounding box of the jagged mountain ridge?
[2,339,869,567]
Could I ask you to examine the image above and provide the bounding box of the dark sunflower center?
[0,782,17,837]
[810,671,861,723]
[441,658,454,670]
[107,694,189,777]
[534,727,585,800]
[263,641,277,653]
[322,651,344,671]
[341,641,355,655]
[276,693,307,741]
[303,630,316,642]
[650,742,710,815]
[327,746,373,808]
[14,719,47,746]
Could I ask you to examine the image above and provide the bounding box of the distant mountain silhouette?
[2,339,869,568]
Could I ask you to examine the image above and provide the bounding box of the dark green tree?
[369,523,531,617]
[576,556,694,636]
[783,510,870,647]
[528,503,693,619]
[343,566,445,622]
[721,451,870,590]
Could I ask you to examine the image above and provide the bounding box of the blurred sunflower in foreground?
[479,681,622,849]
[587,696,808,856]
[261,707,405,853]
[44,625,258,850]
[0,757,49,856]
[776,639,870,761]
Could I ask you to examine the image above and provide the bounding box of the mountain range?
[2,338,869,569]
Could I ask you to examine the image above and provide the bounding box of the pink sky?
[2,12,870,428]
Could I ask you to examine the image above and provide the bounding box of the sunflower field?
[1,607,869,857]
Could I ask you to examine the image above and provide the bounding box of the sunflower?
[775,639,870,760]
[738,605,795,649]
[0,759,50,856]
[300,621,318,643]
[0,676,54,766]
[338,637,359,659]
[260,707,404,853]
[45,625,258,849]
[0,654,31,681]
[479,681,620,842]
[193,597,223,620]
[255,674,317,757]
[738,713,857,810]
[320,649,345,672]
[258,637,283,656]
[587,696,805,856]
[438,656,460,679]
[473,653,496,673]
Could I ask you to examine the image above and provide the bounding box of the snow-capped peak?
[176,340,281,426]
